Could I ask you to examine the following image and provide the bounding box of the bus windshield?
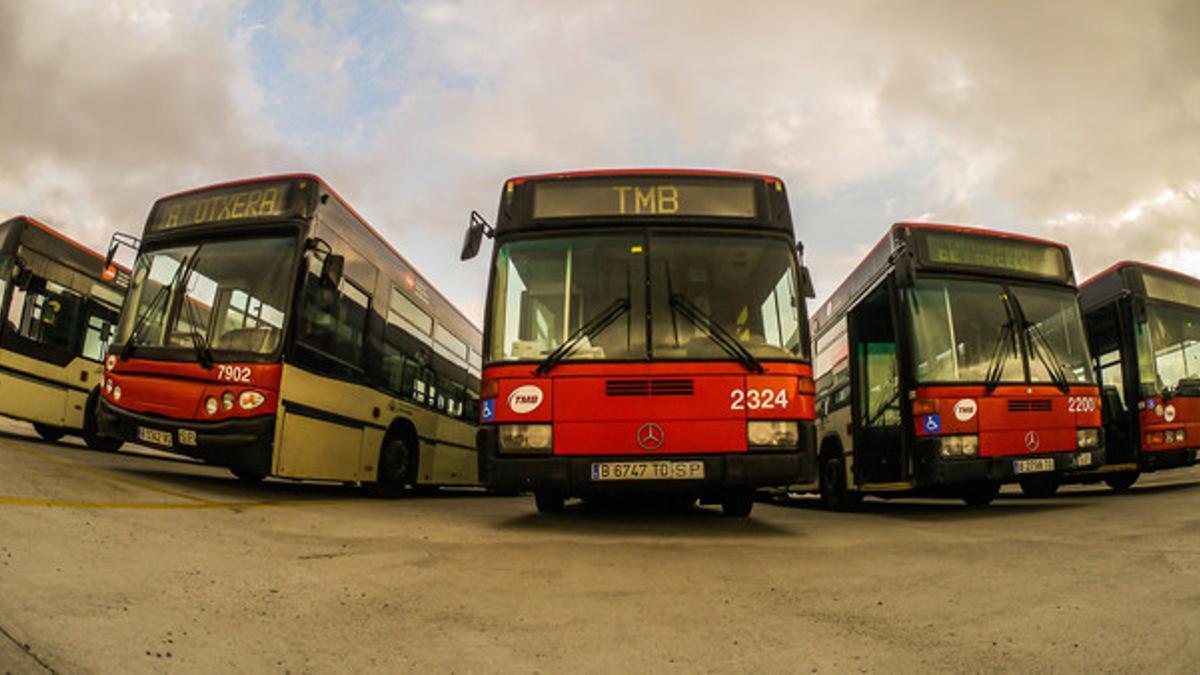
[1142,303,1200,393]
[115,235,298,357]
[909,278,1093,385]
[488,232,805,363]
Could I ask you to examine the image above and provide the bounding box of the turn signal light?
[913,399,938,415]
[481,378,499,400]
[238,391,266,410]
[1147,431,1164,445]
[796,376,815,393]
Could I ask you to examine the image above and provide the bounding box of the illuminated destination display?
[147,181,300,233]
[918,230,1069,280]
[1143,270,1200,308]
[531,178,757,219]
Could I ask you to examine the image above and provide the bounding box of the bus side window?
[81,303,119,362]
[8,277,83,354]
[298,256,372,369]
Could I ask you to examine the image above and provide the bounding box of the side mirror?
[894,253,916,288]
[799,266,817,299]
[320,254,345,289]
[460,211,493,261]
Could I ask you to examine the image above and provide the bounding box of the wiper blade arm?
[669,293,764,374]
[1026,320,1070,393]
[984,321,1015,393]
[534,298,631,376]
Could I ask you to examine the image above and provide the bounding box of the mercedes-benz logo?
[636,422,664,451]
[1024,430,1041,452]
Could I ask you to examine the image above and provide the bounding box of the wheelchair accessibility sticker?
[922,414,941,434]
[482,399,495,422]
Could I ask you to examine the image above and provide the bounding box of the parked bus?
[1074,261,1200,491]
[808,222,1103,508]
[461,169,818,517]
[96,174,482,493]
[0,215,127,449]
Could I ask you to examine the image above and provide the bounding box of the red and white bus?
[1074,261,1200,491]
[461,169,818,516]
[808,223,1103,508]
[97,175,482,492]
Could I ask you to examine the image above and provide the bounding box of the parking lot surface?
[1,418,1198,673]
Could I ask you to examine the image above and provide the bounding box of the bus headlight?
[205,397,219,416]
[498,424,553,453]
[105,378,113,394]
[105,355,116,371]
[747,421,799,448]
[221,391,235,411]
[112,385,122,402]
[1077,428,1101,449]
[939,434,978,458]
[238,391,266,410]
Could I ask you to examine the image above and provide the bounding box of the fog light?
[112,385,122,402]
[498,424,553,453]
[747,421,800,448]
[205,397,219,416]
[105,378,113,394]
[222,391,235,411]
[238,391,266,410]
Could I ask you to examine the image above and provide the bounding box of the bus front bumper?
[96,399,275,476]
[479,424,817,494]
[920,445,1105,486]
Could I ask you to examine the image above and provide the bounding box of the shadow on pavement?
[495,496,800,538]
[764,492,1086,521]
[1051,480,1200,499]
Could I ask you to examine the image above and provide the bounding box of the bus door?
[1088,299,1138,465]
[848,285,906,484]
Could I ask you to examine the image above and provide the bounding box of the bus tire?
[720,490,755,517]
[230,467,267,483]
[83,392,123,452]
[369,437,414,499]
[1104,471,1139,492]
[1018,476,1059,498]
[818,448,862,512]
[33,423,66,442]
[534,491,566,513]
[961,481,1001,507]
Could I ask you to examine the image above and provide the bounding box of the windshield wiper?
[1025,320,1071,393]
[669,293,764,374]
[984,321,1017,393]
[534,298,631,376]
[120,253,195,360]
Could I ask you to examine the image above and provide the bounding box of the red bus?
[96,175,483,491]
[461,169,818,516]
[808,223,1103,508]
[1074,261,1200,491]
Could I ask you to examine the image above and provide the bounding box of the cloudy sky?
[2,0,1198,322]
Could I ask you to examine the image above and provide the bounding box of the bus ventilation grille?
[1008,399,1052,412]
[606,379,694,397]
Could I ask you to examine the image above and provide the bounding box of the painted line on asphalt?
[8,443,217,504]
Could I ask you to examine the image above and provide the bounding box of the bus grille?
[1008,399,1052,412]
[606,379,694,397]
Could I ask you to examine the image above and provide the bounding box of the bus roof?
[151,173,480,334]
[2,214,130,275]
[1080,260,1200,289]
[812,221,1072,336]
[505,168,785,185]
[1080,260,1200,313]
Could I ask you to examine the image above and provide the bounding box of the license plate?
[1075,451,1093,467]
[1013,457,1055,474]
[137,426,173,447]
[590,461,705,481]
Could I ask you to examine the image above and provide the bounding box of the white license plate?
[1013,457,1055,474]
[137,426,173,447]
[590,461,705,482]
[1075,451,1093,467]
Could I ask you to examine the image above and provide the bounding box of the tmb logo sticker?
[508,385,544,414]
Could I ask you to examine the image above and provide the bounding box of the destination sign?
[531,178,757,220]
[147,181,300,233]
[1143,270,1200,308]
[918,230,1069,280]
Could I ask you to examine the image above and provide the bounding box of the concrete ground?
[0,418,1197,673]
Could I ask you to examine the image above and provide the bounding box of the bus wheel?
[368,437,413,499]
[230,467,267,483]
[961,481,1001,507]
[819,451,862,512]
[33,423,66,442]
[720,490,755,517]
[1018,476,1059,498]
[534,491,566,513]
[1104,471,1140,492]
